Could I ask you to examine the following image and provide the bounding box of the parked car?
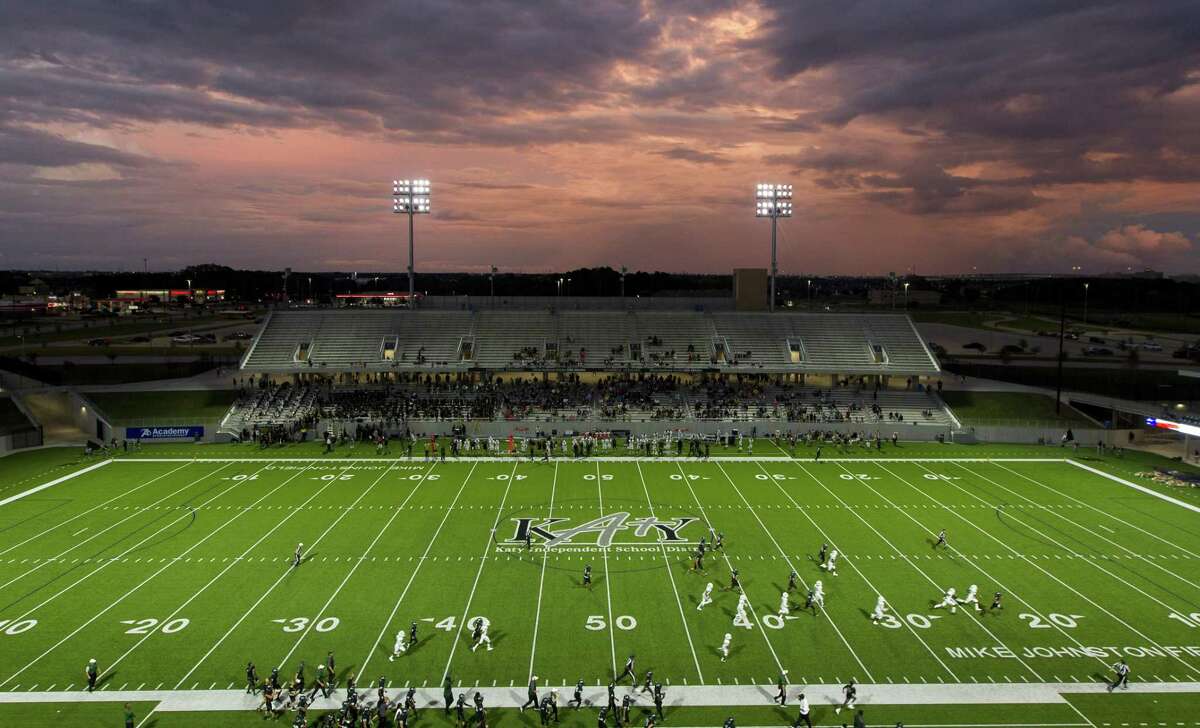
[171,334,201,344]
[962,342,986,352]
[223,331,253,341]
[1082,346,1114,356]
[86,338,110,346]
[1140,342,1163,352]
[129,335,152,343]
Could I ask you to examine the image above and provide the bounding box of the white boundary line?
[757,460,959,682]
[963,464,1200,593]
[438,461,518,683]
[0,463,213,591]
[715,461,874,682]
[674,461,786,675]
[527,461,558,681]
[0,458,113,507]
[994,462,1200,558]
[1066,459,1200,514]
[359,462,479,676]
[0,461,274,689]
[635,461,704,684]
[0,461,191,557]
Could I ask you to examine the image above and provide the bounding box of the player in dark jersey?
[934,529,947,549]
[787,569,798,592]
[522,676,540,712]
[641,670,654,694]
[607,682,617,713]
[539,695,554,726]
[990,591,1003,611]
[713,531,725,550]
[86,658,98,692]
[653,683,665,718]
[620,694,633,727]
[599,707,610,728]
[455,694,468,728]
[774,670,788,705]
[583,564,592,588]
[444,676,454,715]
[405,685,417,716]
[246,661,258,694]
[409,620,419,648]
[729,568,741,592]
[817,543,828,566]
[292,542,304,568]
[835,679,857,714]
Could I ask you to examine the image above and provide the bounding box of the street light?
[806,279,812,310]
[1083,282,1089,325]
[620,266,627,298]
[755,183,792,312]
[490,266,497,300]
[392,178,431,307]
[904,281,910,310]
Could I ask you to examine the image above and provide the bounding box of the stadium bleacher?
[242,310,940,375]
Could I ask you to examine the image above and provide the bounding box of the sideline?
[1067,459,1200,514]
[0,458,112,507]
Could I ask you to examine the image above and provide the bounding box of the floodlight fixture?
[392,178,432,303]
[755,182,792,311]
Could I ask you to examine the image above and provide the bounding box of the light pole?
[807,279,812,310]
[490,266,497,301]
[903,281,910,310]
[755,183,792,312]
[1083,282,1089,325]
[620,266,627,298]
[392,179,431,307]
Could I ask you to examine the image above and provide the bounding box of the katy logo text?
[509,513,698,548]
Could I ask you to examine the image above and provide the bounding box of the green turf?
[2,442,1199,726]
[939,392,1095,426]
[82,390,238,421]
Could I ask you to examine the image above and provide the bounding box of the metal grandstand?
[239,309,940,376]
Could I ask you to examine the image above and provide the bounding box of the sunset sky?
[2,1,1199,275]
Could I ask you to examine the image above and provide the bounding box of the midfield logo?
[509,513,699,548]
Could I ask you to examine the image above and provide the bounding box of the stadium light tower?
[755,183,792,312]
[392,179,431,306]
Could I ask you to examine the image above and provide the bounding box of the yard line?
[866,461,1120,675]
[438,461,519,684]
[928,462,1200,674]
[993,462,1200,560]
[673,462,786,675]
[634,461,703,683]
[527,462,559,681]
[0,459,283,689]
[757,461,958,682]
[798,461,1044,682]
[0,463,229,591]
[0,458,113,508]
[359,463,479,676]
[173,461,385,689]
[0,461,192,558]
[962,463,1200,594]
[1066,459,1200,515]
[272,461,420,671]
[100,462,336,679]
[596,460,618,678]
[716,462,874,682]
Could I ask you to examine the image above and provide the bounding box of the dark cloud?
[654,146,732,165]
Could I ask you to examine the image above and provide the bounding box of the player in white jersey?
[719,633,732,662]
[470,617,492,652]
[389,629,408,660]
[871,594,889,624]
[778,591,790,617]
[737,593,750,612]
[823,549,839,575]
[811,580,825,609]
[733,594,753,629]
[959,584,982,612]
[697,582,714,611]
[932,586,958,613]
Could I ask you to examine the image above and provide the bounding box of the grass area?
[2,443,1199,726]
[990,316,1060,333]
[82,390,238,421]
[907,310,994,327]
[939,391,1095,426]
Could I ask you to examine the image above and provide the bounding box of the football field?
[1,446,1199,726]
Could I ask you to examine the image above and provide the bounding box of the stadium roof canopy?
[239,309,940,376]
